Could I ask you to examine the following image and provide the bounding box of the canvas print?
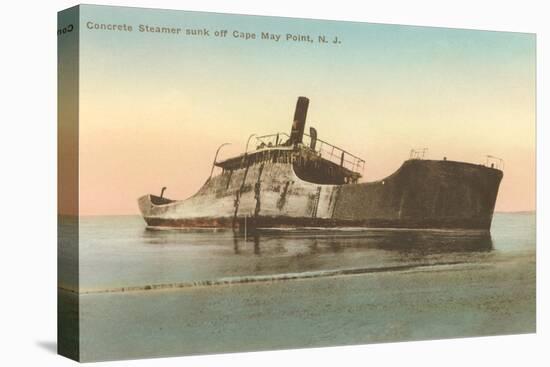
[58,4,536,362]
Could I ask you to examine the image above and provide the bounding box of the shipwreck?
[138,97,503,231]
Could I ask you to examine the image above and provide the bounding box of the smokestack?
[289,96,309,144]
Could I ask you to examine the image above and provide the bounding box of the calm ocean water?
[59,212,536,361]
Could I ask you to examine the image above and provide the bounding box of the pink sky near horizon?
[77,86,535,215]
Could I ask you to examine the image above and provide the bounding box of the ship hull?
[138,159,503,231]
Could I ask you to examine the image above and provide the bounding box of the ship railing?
[409,148,428,160]
[255,132,291,148]
[484,155,504,170]
[255,132,365,174]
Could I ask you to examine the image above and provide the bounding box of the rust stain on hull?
[139,159,502,231]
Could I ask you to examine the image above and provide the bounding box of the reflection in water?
[88,226,497,291]
[253,234,260,255]
[145,228,493,257]
[65,213,533,294]
[233,235,240,255]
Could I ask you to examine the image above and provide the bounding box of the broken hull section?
[138,159,503,231]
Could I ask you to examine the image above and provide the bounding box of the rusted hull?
[138,159,503,231]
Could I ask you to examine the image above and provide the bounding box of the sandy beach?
[76,248,535,361]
